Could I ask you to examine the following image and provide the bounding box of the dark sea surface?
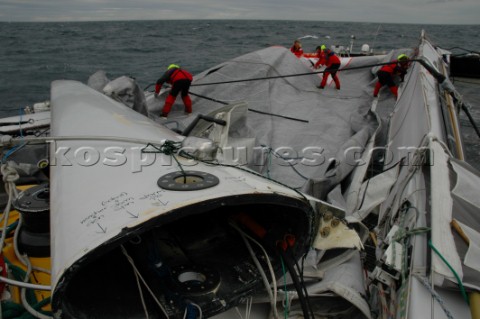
[1,20,479,168]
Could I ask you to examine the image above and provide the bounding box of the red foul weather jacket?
[155,68,193,94]
[378,60,408,81]
[379,60,407,75]
[314,49,340,68]
[290,46,304,57]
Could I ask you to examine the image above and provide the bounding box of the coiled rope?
[141,140,188,181]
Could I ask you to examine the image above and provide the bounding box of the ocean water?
[1,20,479,168]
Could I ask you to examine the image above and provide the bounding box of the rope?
[377,282,391,319]
[230,222,279,319]
[392,227,431,242]
[120,245,169,317]
[413,274,455,319]
[189,91,229,105]
[189,60,412,88]
[1,163,20,184]
[141,140,187,179]
[141,140,182,156]
[247,109,309,123]
[442,46,480,55]
[260,145,310,183]
[143,60,420,94]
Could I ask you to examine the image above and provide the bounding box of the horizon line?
[0,18,478,26]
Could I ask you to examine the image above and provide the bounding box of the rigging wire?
[143,59,417,93]
[441,46,480,55]
[230,222,279,319]
[131,253,150,319]
[247,109,309,123]
[120,245,170,318]
[280,258,290,318]
[452,78,480,85]
[188,60,412,88]
[413,274,455,319]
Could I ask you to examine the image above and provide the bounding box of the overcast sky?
[0,0,478,24]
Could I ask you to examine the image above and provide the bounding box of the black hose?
[277,247,312,319]
[287,248,316,319]
[189,91,229,105]
[248,109,309,123]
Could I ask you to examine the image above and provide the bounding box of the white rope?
[230,222,279,318]
[132,259,150,319]
[20,260,52,319]
[181,302,203,319]
[0,276,51,291]
[120,245,169,318]
[0,165,16,248]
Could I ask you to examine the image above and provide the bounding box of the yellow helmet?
[168,64,180,70]
[397,54,408,62]
[321,44,326,51]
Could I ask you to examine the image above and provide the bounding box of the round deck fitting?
[157,170,219,191]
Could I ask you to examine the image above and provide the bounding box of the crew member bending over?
[154,64,193,118]
[314,45,341,90]
[373,54,409,99]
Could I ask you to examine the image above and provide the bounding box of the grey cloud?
[0,0,478,24]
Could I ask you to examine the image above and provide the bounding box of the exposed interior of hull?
[57,198,313,318]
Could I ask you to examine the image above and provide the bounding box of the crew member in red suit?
[313,45,326,69]
[314,45,341,90]
[290,40,304,57]
[154,64,193,118]
[373,54,409,99]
